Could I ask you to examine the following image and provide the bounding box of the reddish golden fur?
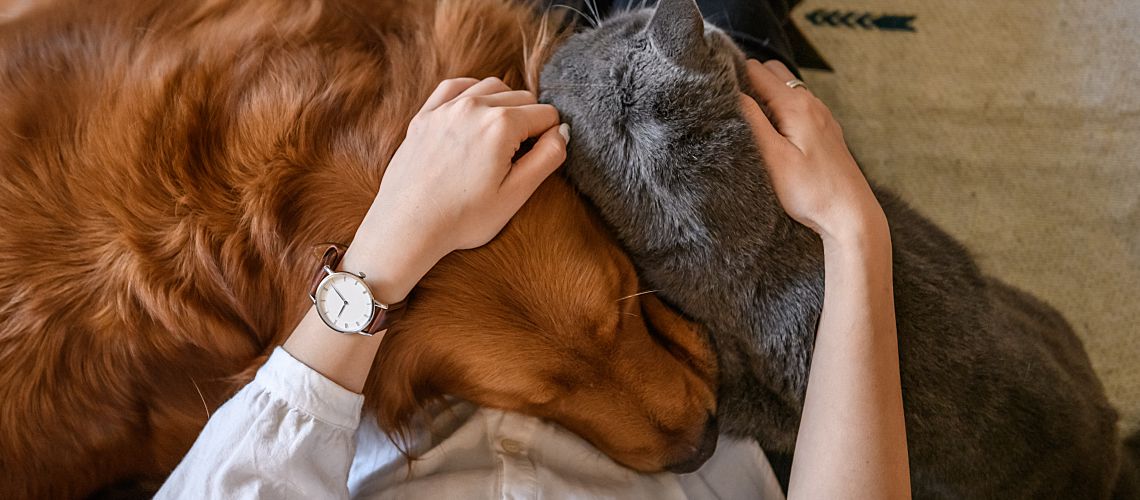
[0,0,717,497]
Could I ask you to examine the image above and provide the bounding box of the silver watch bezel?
[311,266,378,334]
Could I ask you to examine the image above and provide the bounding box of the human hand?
[381,76,568,252]
[344,77,569,303]
[738,59,886,246]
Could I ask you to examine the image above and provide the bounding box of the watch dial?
[315,273,374,332]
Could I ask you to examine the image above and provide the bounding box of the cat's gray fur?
[540,0,1139,497]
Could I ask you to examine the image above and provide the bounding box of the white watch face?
[314,272,375,333]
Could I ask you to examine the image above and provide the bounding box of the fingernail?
[558,123,571,146]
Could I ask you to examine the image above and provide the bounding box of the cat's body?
[540,0,1138,497]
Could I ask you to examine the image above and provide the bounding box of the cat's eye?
[620,91,636,107]
[632,38,647,50]
[618,73,636,106]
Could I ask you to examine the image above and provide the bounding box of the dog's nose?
[664,414,719,473]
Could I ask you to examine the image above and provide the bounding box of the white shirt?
[157,348,785,499]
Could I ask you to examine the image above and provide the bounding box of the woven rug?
[793,0,1140,433]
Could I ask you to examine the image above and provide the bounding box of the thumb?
[739,93,795,155]
[501,123,568,205]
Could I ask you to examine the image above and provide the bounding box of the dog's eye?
[642,309,700,372]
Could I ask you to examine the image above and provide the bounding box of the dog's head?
[371,177,718,473]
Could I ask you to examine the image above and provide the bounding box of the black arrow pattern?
[805,9,917,32]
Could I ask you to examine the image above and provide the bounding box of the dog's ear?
[639,294,718,383]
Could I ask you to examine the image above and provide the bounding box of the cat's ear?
[646,0,706,67]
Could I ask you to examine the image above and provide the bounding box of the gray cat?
[539,0,1140,497]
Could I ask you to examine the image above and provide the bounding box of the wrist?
[340,217,448,305]
[819,208,891,258]
[816,197,889,248]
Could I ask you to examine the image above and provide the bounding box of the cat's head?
[539,0,771,253]
[540,0,747,127]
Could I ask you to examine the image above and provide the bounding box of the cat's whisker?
[584,0,603,27]
[616,290,659,302]
[550,4,597,29]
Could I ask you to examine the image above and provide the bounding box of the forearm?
[282,308,385,394]
[282,202,446,393]
[788,217,911,499]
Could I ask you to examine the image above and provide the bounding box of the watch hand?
[338,301,347,318]
[330,287,345,303]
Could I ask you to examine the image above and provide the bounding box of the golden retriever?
[0,0,717,496]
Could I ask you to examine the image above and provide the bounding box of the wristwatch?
[308,244,406,336]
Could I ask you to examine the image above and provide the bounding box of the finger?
[421,77,480,111]
[501,123,568,204]
[456,76,512,99]
[763,59,797,83]
[474,90,538,108]
[738,93,797,154]
[744,59,793,107]
[504,104,561,141]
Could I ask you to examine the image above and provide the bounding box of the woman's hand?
[379,76,569,252]
[738,59,885,246]
[343,77,569,304]
[286,77,568,392]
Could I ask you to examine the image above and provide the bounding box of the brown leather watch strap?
[362,299,406,335]
[308,243,406,335]
[308,244,348,299]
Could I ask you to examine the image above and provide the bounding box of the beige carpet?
[794,0,1139,434]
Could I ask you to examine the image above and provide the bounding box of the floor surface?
[794,0,1139,434]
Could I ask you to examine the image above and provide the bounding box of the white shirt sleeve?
[156,347,364,500]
